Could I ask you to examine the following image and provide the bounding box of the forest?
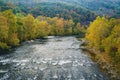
[0,10,85,50]
[0,0,120,79]
[86,16,120,64]
[0,0,96,24]
[85,16,120,79]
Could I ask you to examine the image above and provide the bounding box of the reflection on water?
[0,36,109,80]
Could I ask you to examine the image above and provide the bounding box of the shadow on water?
[0,38,49,57]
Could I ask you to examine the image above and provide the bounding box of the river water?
[0,36,109,80]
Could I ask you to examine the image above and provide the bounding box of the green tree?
[16,14,24,41]
[73,22,85,35]
[64,20,74,35]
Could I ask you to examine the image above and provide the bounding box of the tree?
[35,20,50,37]
[105,24,120,63]
[0,13,8,42]
[54,18,65,35]
[85,16,109,50]
[16,14,24,41]
[0,13,10,49]
[73,22,85,35]
[2,10,19,46]
[86,16,120,64]
[64,20,74,35]
[23,14,36,40]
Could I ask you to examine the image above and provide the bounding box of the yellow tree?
[35,20,50,38]
[0,13,8,42]
[109,24,120,63]
[23,14,36,40]
[54,18,65,35]
[85,16,109,50]
[0,13,10,49]
[2,10,19,46]
[48,17,58,35]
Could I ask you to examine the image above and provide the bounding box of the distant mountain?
[1,0,96,24]
[36,0,120,17]
[1,0,120,24]
[3,0,120,17]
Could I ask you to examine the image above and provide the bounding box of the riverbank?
[0,35,83,54]
[79,39,120,80]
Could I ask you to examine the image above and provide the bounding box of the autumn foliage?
[86,16,120,64]
[0,10,84,50]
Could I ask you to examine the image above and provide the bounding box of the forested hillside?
[3,0,120,17]
[0,0,96,24]
[2,0,120,23]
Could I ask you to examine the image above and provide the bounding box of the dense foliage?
[0,10,85,50]
[2,0,120,24]
[0,0,96,24]
[86,16,120,64]
[3,0,120,18]
[17,3,96,24]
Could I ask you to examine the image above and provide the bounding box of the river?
[0,36,109,80]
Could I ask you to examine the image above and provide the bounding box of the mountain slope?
[1,0,97,24]
[19,2,96,23]
[1,0,120,23]
[3,0,120,17]
[38,0,120,17]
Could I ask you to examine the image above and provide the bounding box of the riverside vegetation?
[85,16,120,80]
[0,10,85,51]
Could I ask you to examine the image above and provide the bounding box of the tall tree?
[65,20,74,35]
[0,13,10,49]
[85,16,109,50]
[35,20,50,37]
[0,13,8,42]
[2,10,19,46]
[23,14,36,40]
[54,18,65,35]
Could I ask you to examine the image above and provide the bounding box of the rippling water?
[0,36,109,80]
